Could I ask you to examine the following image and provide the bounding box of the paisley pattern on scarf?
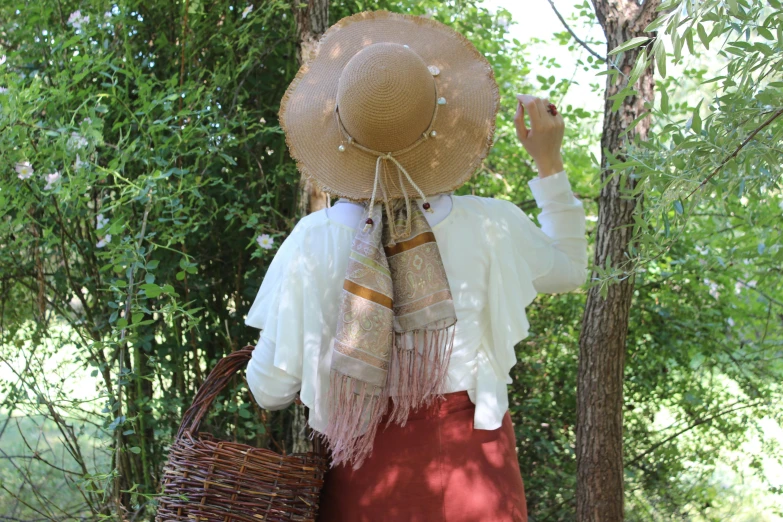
[324,201,458,470]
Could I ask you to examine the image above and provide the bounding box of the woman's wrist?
[534,154,564,178]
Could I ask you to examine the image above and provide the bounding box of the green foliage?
[1,0,302,516]
[586,0,783,518]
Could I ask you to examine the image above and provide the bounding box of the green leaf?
[654,38,667,78]
[128,446,141,454]
[132,313,144,324]
[141,284,162,298]
[176,271,186,281]
[691,99,703,134]
[644,13,668,33]
[684,27,694,55]
[608,37,651,56]
[117,318,128,329]
[697,24,710,49]
[727,0,738,15]
[628,52,648,87]
[673,200,683,215]
[673,31,684,62]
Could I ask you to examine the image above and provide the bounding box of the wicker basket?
[156,345,328,522]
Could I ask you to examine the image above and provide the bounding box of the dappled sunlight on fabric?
[317,391,527,521]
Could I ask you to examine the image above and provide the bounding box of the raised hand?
[514,94,565,177]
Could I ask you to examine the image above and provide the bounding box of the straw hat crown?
[337,43,437,153]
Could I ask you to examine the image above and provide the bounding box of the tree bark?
[577,2,660,521]
[293,0,330,215]
[289,0,330,452]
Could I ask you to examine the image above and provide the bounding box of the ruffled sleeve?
[474,174,587,428]
[244,223,308,410]
[473,199,539,428]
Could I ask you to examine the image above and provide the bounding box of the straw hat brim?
[279,10,500,201]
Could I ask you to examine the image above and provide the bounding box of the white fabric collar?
[326,193,454,230]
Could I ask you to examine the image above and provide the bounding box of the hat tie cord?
[365,152,426,241]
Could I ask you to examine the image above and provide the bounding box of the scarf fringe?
[322,324,456,469]
[323,371,389,470]
[385,324,456,427]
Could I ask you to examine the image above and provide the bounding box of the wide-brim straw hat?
[279,10,500,201]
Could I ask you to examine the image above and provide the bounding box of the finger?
[538,98,553,121]
[514,100,529,140]
[518,94,543,130]
[516,93,537,106]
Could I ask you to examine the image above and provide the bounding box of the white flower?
[242,5,253,18]
[739,196,749,206]
[265,147,274,156]
[96,213,109,230]
[96,234,112,248]
[256,234,274,250]
[727,317,735,327]
[104,11,113,19]
[0,55,6,66]
[74,154,87,170]
[259,117,266,124]
[44,171,61,190]
[0,87,8,94]
[703,277,719,299]
[67,10,90,30]
[68,132,88,149]
[15,161,34,180]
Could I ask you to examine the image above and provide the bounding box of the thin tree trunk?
[289,0,329,452]
[577,2,659,520]
[293,0,330,216]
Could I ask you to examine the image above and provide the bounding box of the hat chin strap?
[365,152,432,241]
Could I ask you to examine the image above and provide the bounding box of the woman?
[244,11,587,522]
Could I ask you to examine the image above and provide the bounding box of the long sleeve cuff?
[246,335,301,411]
[527,171,585,241]
[527,170,573,207]
[524,170,589,293]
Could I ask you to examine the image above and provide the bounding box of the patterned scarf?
[324,199,457,469]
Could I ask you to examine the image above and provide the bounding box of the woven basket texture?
[156,345,328,522]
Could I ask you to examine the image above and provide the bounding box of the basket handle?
[176,345,326,457]
[177,345,255,439]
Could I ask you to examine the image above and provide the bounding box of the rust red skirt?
[317,390,528,522]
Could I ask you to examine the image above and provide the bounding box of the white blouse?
[244,170,588,434]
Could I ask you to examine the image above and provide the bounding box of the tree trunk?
[293,0,330,215]
[577,2,659,521]
[289,0,330,452]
